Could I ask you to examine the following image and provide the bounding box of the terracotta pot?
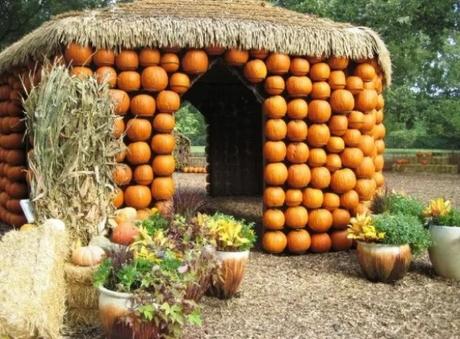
[98,286,133,337]
[429,225,460,280]
[356,241,412,283]
[208,250,249,299]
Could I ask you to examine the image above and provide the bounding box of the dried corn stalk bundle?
[23,64,121,243]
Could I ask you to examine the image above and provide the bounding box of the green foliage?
[138,211,169,236]
[175,102,207,146]
[373,214,432,255]
[434,209,460,227]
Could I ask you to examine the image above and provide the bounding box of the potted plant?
[424,198,460,280]
[196,213,256,299]
[348,212,431,283]
[94,245,201,338]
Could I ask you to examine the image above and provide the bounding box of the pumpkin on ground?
[310,233,332,253]
[308,209,333,232]
[287,229,311,254]
[111,221,140,246]
[262,231,287,254]
[263,209,285,230]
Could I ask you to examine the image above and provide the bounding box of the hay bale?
[66,308,100,328]
[64,262,98,285]
[67,284,98,309]
[0,225,68,339]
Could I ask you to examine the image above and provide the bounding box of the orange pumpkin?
[169,72,190,94]
[243,59,268,83]
[373,155,384,172]
[308,100,331,123]
[285,189,303,207]
[345,76,364,95]
[95,66,117,88]
[332,208,351,230]
[250,49,269,59]
[355,63,376,82]
[151,134,176,155]
[330,89,354,113]
[286,98,308,119]
[7,199,25,214]
[328,70,346,90]
[341,147,364,169]
[64,43,93,66]
[328,115,348,136]
[361,112,376,132]
[286,142,309,164]
[323,192,340,211]
[310,62,330,81]
[94,49,115,66]
[373,171,385,187]
[264,119,287,141]
[152,155,175,176]
[264,76,285,95]
[310,232,332,253]
[307,55,324,64]
[151,177,175,200]
[310,81,331,99]
[356,156,376,179]
[327,136,345,153]
[340,190,359,209]
[287,229,311,254]
[286,76,312,97]
[287,164,311,188]
[353,203,370,216]
[287,120,308,142]
[326,153,342,172]
[160,53,180,73]
[124,185,152,209]
[113,164,133,186]
[285,206,308,229]
[139,48,161,67]
[118,71,141,92]
[142,66,168,92]
[113,188,124,208]
[224,49,249,66]
[263,96,287,118]
[6,150,26,166]
[111,221,140,245]
[182,49,209,74]
[371,123,386,140]
[358,135,375,156]
[115,50,139,71]
[70,66,93,78]
[263,141,286,162]
[126,119,152,141]
[6,182,28,199]
[127,142,151,165]
[264,163,288,186]
[330,230,353,251]
[287,57,309,75]
[113,117,125,138]
[343,129,362,147]
[355,178,377,200]
[109,89,130,115]
[266,53,291,75]
[205,46,226,56]
[308,209,333,232]
[153,113,175,133]
[133,165,154,185]
[375,139,385,154]
[263,187,285,207]
[130,94,156,117]
[376,94,385,110]
[330,168,357,193]
[328,56,349,70]
[348,111,364,129]
[262,231,287,254]
[156,90,180,113]
[355,89,378,112]
[308,148,327,167]
[307,124,330,147]
[263,209,285,230]
[310,167,331,189]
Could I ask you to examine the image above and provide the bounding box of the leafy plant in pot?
[424,198,460,280]
[348,212,431,283]
[93,245,201,338]
[196,213,256,299]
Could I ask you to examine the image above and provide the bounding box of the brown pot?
[208,250,249,299]
[356,241,412,283]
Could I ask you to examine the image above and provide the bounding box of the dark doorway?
[183,61,263,197]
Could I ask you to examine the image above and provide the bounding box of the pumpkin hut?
[0,0,391,254]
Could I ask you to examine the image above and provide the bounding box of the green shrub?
[371,191,424,219]
[373,214,431,255]
[436,209,460,227]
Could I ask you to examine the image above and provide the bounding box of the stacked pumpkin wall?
[0,71,29,226]
[64,44,385,253]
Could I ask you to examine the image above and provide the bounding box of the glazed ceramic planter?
[356,241,412,283]
[98,286,133,336]
[429,225,460,280]
[208,250,249,299]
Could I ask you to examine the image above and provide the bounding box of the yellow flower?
[424,198,451,217]
[347,213,384,242]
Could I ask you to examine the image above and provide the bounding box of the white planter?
[98,286,133,335]
[429,225,460,280]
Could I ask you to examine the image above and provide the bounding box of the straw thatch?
[0,225,68,339]
[0,0,391,85]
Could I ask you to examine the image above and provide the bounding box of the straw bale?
[66,284,98,309]
[0,225,68,339]
[64,262,99,285]
[0,0,391,85]
[65,308,100,328]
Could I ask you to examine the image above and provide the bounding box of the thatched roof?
[0,0,392,85]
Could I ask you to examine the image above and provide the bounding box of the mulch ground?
[40,172,460,337]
